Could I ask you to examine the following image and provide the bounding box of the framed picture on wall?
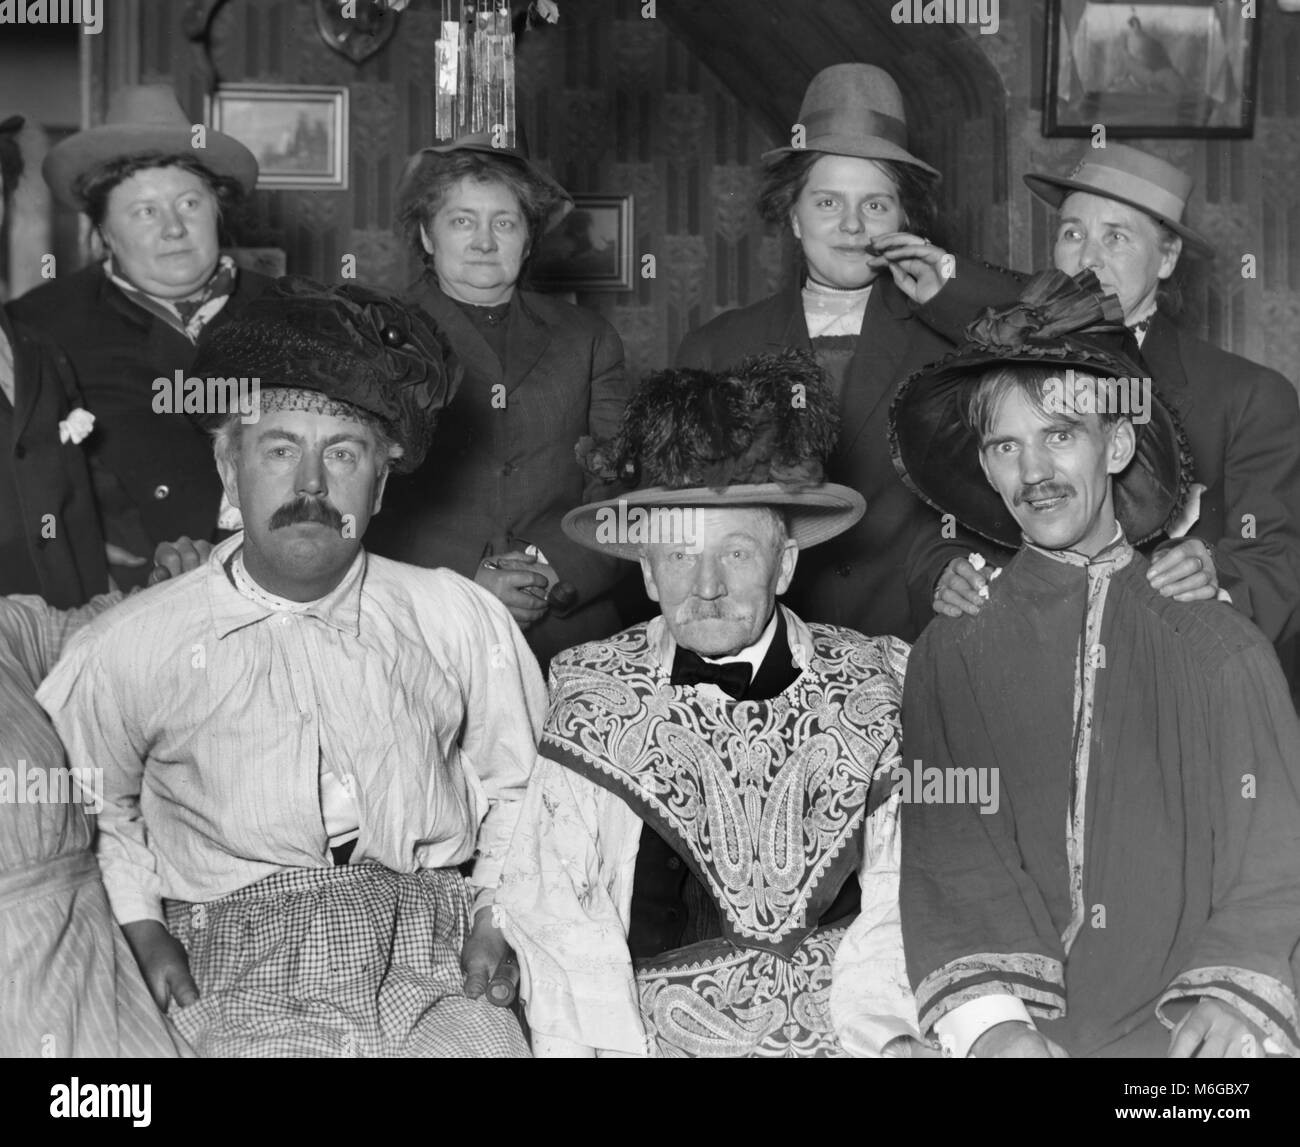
[1044,0,1259,138]
[206,84,349,189]
[529,194,635,292]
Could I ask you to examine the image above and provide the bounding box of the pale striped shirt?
[37,534,548,927]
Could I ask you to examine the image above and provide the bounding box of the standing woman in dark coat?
[0,114,109,606]
[676,65,1004,642]
[366,135,629,665]
[9,86,273,589]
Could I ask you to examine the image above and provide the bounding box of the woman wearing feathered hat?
[10,85,272,590]
[496,350,925,1059]
[675,64,1012,644]
[364,131,630,667]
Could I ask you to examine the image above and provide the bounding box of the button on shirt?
[37,534,548,926]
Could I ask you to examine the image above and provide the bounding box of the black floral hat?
[191,276,462,473]
[889,269,1192,549]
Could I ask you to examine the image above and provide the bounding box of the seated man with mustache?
[887,271,1300,1058]
[37,278,544,1057]
[495,352,920,1058]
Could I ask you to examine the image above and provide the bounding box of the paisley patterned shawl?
[541,609,906,959]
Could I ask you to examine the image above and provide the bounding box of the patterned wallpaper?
[111,0,1299,384]
[123,0,780,385]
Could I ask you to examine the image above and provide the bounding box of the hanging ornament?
[434,1,555,147]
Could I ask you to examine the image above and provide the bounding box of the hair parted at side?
[757,149,940,239]
[396,149,565,268]
[75,151,247,228]
[965,363,1126,446]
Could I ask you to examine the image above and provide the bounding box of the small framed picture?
[206,84,349,190]
[1044,0,1259,138]
[529,194,635,292]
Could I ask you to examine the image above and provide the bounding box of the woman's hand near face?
[867,232,957,305]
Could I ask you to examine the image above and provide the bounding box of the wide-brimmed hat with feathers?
[889,269,1192,549]
[563,349,866,561]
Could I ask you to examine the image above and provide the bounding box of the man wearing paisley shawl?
[37,279,542,1057]
[495,350,919,1057]
[887,271,1300,1059]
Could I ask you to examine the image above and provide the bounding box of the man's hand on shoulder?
[933,554,1003,618]
[1147,538,1218,603]
[1169,998,1266,1058]
[970,1021,1069,1058]
[121,919,199,1013]
[461,906,520,1008]
[148,537,214,586]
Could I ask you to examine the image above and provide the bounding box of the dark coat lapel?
[504,293,553,395]
[1138,312,1194,422]
[404,275,504,385]
[839,279,916,453]
[1,306,41,441]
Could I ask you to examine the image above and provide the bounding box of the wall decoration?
[315,0,404,65]
[207,84,350,190]
[529,194,634,292]
[1044,0,1259,138]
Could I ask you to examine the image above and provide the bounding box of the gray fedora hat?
[1024,144,1212,256]
[44,85,258,210]
[761,64,940,178]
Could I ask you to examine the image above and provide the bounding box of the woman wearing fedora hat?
[9,85,274,592]
[365,135,630,666]
[675,64,1010,643]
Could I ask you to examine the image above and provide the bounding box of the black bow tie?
[670,647,752,699]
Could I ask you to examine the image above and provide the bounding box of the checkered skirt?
[164,866,529,1058]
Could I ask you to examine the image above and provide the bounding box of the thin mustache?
[268,497,345,532]
[1016,484,1075,504]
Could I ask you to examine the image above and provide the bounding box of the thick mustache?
[268,496,345,532]
[1016,483,1075,505]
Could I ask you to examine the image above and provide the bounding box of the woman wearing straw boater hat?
[675,64,1016,645]
[496,350,926,1058]
[10,85,273,590]
[886,269,1300,1060]
[908,143,1300,699]
[365,130,630,667]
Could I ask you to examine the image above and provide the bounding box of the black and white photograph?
[0,0,1298,1126]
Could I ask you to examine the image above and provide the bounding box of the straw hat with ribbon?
[1024,143,1212,256]
[563,348,865,562]
[889,269,1192,550]
[43,84,258,211]
[762,63,939,178]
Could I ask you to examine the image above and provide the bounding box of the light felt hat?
[44,85,259,211]
[563,349,865,562]
[761,64,940,178]
[397,130,573,234]
[1024,144,1213,256]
